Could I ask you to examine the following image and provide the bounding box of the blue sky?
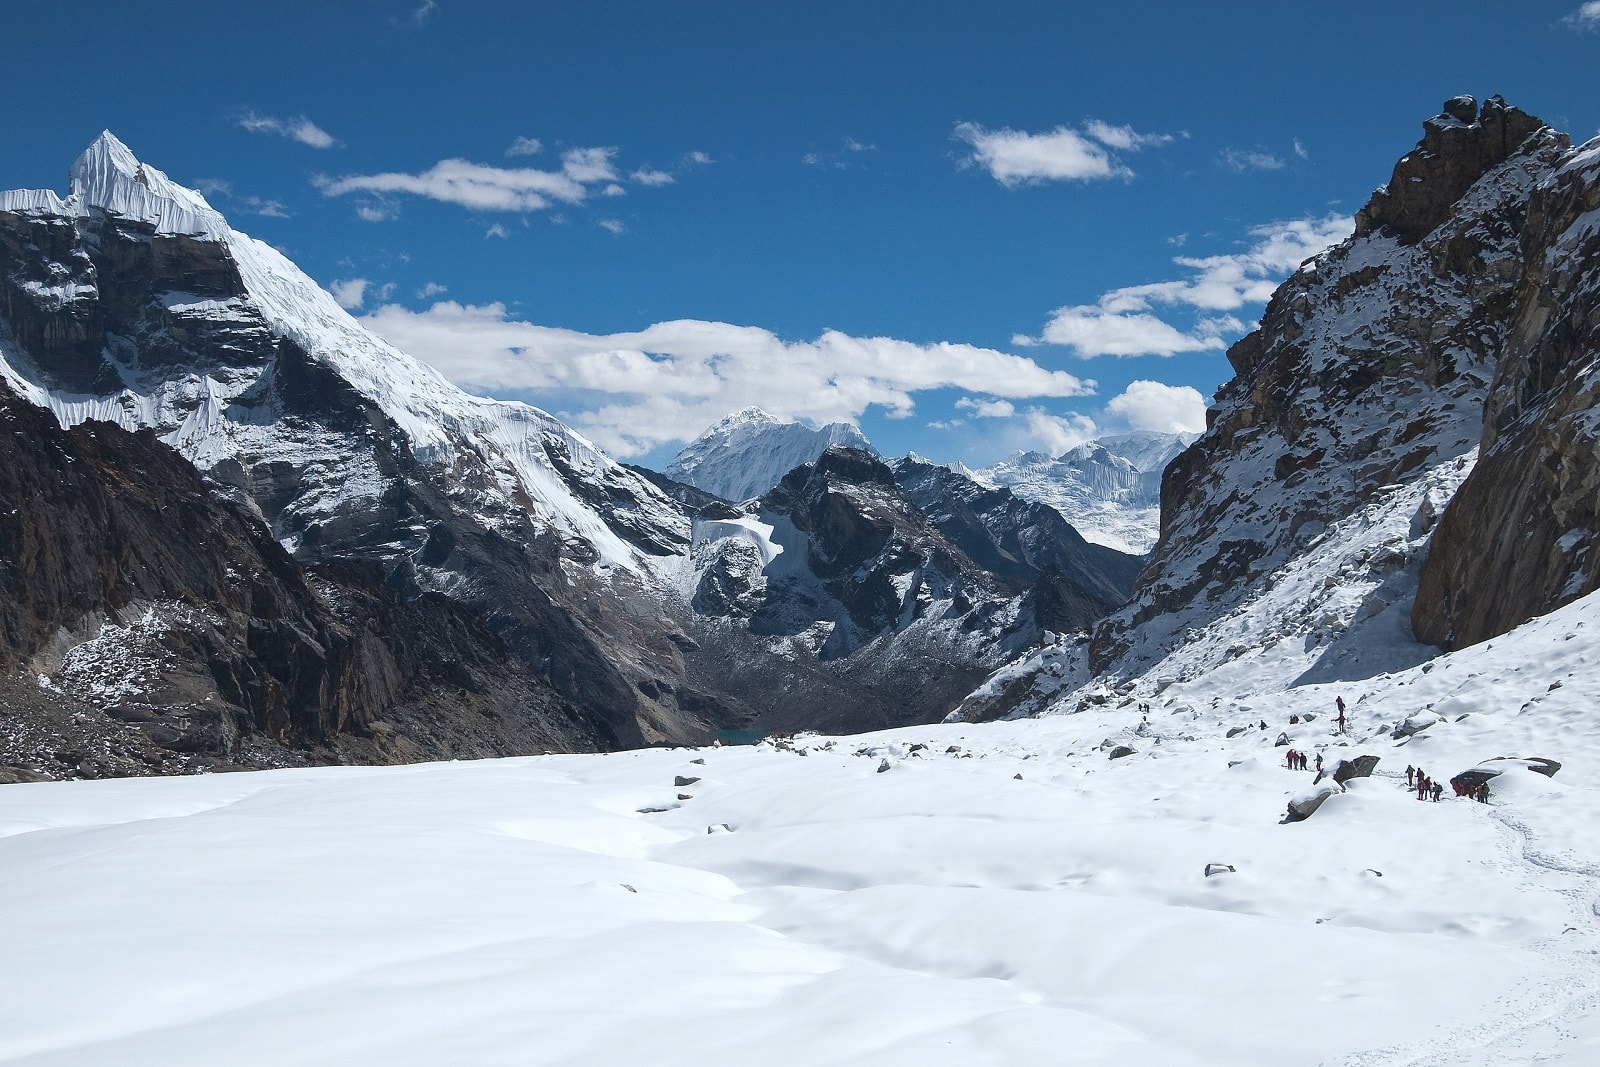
[3,1,1597,468]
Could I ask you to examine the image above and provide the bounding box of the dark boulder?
[1331,754,1381,785]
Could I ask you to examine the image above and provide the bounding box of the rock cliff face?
[0,381,609,780]
[1413,139,1600,647]
[1091,96,1572,675]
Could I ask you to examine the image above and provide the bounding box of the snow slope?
[665,406,875,502]
[2,586,1597,1065]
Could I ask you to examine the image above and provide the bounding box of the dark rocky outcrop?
[1088,96,1572,675]
[1330,754,1380,785]
[0,381,610,779]
[1413,137,1600,648]
[1355,95,1547,245]
[890,456,1143,632]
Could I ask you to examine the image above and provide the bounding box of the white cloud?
[1083,120,1173,151]
[955,397,1016,418]
[1563,2,1600,28]
[417,281,448,298]
[1105,380,1208,434]
[316,148,621,213]
[844,137,876,152]
[954,121,1132,185]
[1219,147,1287,172]
[685,151,713,166]
[598,219,625,235]
[484,222,509,239]
[559,146,619,184]
[1031,214,1350,357]
[410,0,438,24]
[630,168,674,186]
[1017,408,1099,454]
[359,304,1096,457]
[237,111,337,149]
[1293,139,1310,160]
[330,278,369,310]
[506,136,543,157]
[355,202,396,222]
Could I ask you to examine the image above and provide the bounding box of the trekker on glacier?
[1335,696,1347,734]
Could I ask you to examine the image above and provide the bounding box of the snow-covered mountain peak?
[0,135,688,570]
[665,408,875,502]
[65,130,227,238]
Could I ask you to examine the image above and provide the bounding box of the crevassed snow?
[2,585,1599,1064]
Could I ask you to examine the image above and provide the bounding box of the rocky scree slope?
[961,95,1596,718]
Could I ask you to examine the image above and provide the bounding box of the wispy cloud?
[315,147,617,213]
[685,151,713,167]
[803,136,881,170]
[193,178,291,218]
[417,281,448,299]
[506,136,543,157]
[630,168,674,186]
[1562,1,1600,29]
[598,218,625,235]
[237,111,337,149]
[1024,214,1351,358]
[359,306,1095,457]
[1219,147,1286,173]
[409,0,438,25]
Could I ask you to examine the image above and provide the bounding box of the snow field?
[4,586,1598,1067]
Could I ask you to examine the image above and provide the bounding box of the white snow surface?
[665,406,875,502]
[3,586,1599,1065]
[973,431,1195,555]
[0,133,685,570]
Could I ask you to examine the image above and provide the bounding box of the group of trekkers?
[1283,749,1322,773]
[1406,764,1445,802]
[1405,764,1490,803]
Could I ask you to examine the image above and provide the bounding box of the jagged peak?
[1354,94,1561,245]
[53,130,228,237]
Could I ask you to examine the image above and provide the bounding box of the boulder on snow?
[673,775,701,787]
[1285,781,1343,823]
[1452,756,1562,792]
[876,758,891,773]
[1331,754,1380,785]
[1108,745,1137,760]
[1204,863,1236,877]
[1274,732,1291,747]
[1393,711,1444,739]
[1226,726,1249,738]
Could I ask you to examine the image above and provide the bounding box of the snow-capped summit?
[664,406,875,502]
[974,431,1194,555]
[0,132,686,571]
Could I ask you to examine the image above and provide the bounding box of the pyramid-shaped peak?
[68,130,225,237]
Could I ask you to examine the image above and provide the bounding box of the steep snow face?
[665,406,874,502]
[973,431,1194,555]
[0,132,686,570]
